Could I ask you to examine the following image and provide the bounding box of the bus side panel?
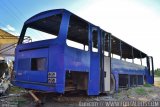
[64,46,100,95]
[88,52,100,95]
[64,46,90,71]
[112,58,146,75]
[14,40,66,93]
[49,44,65,93]
[111,58,146,91]
[16,48,49,82]
[145,70,154,84]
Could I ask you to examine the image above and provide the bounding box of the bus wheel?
[109,74,116,94]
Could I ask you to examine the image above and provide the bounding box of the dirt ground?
[154,77,160,87]
[1,78,160,107]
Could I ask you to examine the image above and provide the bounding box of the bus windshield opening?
[23,14,62,43]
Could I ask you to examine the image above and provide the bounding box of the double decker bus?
[13,9,154,95]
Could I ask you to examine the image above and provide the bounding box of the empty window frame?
[149,57,153,76]
[92,29,98,52]
[66,15,89,51]
[31,58,46,71]
[103,33,109,56]
[23,14,62,43]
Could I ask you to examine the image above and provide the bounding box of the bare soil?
[1,77,160,107]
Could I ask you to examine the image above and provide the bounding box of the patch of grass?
[127,89,131,96]
[114,92,121,99]
[135,88,147,95]
[10,86,25,93]
[155,69,160,77]
[147,90,153,93]
[11,98,27,106]
[143,84,152,87]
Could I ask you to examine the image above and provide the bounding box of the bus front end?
[12,9,70,93]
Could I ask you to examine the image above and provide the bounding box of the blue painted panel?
[111,58,146,75]
[64,46,90,72]
[58,12,71,42]
[16,47,49,82]
[111,58,147,91]
[15,39,66,93]
[15,40,52,83]
[48,45,65,93]
[88,25,101,95]
[145,70,154,84]
[25,9,64,24]
[88,52,100,95]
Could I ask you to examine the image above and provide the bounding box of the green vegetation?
[155,68,160,77]
[126,89,131,96]
[143,84,152,87]
[10,86,25,94]
[147,90,153,93]
[11,98,27,107]
[135,87,147,95]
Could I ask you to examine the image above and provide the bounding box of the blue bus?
[13,9,154,95]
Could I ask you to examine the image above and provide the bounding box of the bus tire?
[109,74,116,94]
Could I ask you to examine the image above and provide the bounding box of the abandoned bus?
[13,9,154,95]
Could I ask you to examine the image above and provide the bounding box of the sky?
[0,0,160,68]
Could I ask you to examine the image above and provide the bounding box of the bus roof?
[24,9,147,59]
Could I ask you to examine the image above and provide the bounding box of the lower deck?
[13,55,150,95]
[111,58,146,92]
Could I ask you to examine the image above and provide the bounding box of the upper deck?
[19,9,147,59]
